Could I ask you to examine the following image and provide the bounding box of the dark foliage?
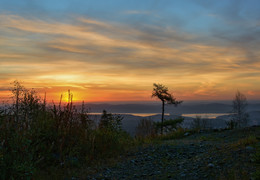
[0,81,133,179]
[99,110,123,132]
[154,117,184,134]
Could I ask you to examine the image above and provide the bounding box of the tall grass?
[0,82,133,179]
[135,118,156,138]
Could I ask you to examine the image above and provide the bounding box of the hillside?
[116,111,260,136]
[89,126,260,179]
[81,102,260,114]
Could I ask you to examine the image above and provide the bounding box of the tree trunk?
[161,100,165,135]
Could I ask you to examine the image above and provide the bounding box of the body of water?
[89,112,229,118]
[89,113,170,117]
[182,113,229,119]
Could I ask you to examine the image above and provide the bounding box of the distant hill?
[80,102,260,114]
[89,110,260,136]
[80,103,233,114]
[84,103,160,113]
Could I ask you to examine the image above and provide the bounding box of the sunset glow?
[0,0,260,103]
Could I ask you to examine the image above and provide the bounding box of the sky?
[0,0,260,103]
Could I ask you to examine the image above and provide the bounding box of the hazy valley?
[84,102,260,135]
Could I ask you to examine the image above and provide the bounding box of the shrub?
[154,117,184,134]
[0,82,134,178]
[252,143,260,179]
[230,135,258,149]
[98,110,122,132]
[93,129,133,159]
[225,119,238,129]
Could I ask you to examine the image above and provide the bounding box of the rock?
[184,132,190,136]
[246,146,254,151]
[149,172,154,176]
[141,174,146,177]
[156,171,161,174]
[180,173,186,177]
[216,146,221,150]
[207,163,215,168]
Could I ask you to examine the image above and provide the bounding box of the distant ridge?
[78,102,260,114]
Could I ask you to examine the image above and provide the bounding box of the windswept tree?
[231,91,249,127]
[152,83,182,134]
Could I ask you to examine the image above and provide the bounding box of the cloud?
[0,13,260,101]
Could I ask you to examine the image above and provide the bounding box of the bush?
[225,119,238,129]
[154,117,184,134]
[0,82,134,179]
[99,110,122,132]
[93,129,133,159]
[252,143,260,179]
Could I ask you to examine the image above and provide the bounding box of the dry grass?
[230,135,258,149]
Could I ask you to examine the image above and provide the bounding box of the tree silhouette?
[11,81,25,122]
[99,110,123,132]
[152,83,182,134]
[231,91,249,127]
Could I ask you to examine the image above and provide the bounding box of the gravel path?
[89,127,259,180]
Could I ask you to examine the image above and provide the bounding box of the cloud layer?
[0,0,260,102]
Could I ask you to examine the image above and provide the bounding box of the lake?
[182,113,230,119]
[89,112,229,118]
[89,113,170,117]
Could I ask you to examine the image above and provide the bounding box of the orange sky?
[0,1,260,103]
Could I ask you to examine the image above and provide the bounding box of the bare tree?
[11,81,24,122]
[231,91,249,127]
[152,83,182,134]
[190,116,209,131]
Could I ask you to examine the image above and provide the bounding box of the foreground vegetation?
[0,82,259,179]
[0,82,134,179]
